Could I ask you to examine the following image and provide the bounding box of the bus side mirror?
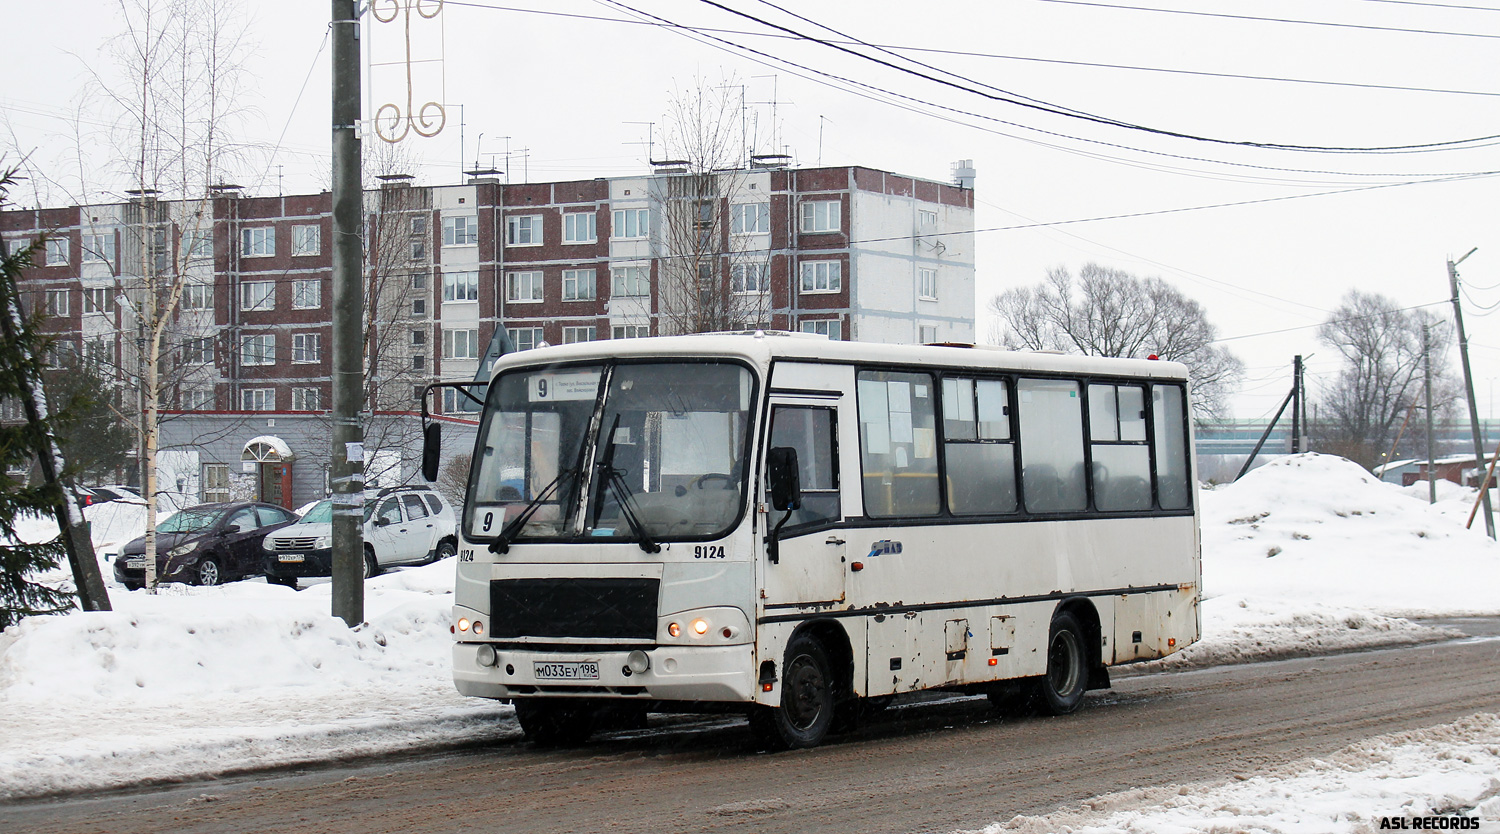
[767,446,802,511]
[422,423,441,482]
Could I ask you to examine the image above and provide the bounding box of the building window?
[292,279,322,309]
[506,214,542,246]
[83,233,115,264]
[241,388,275,411]
[45,238,68,266]
[204,464,230,502]
[612,208,648,239]
[83,288,114,315]
[410,216,427,236]
[410,239,426,261]
[240,281,275,311]
[563,212,596,244]
[292,333,322,363]
[562,325,596,344]
[443,270,479,302]
[800,200,841,234]
[612,324,649,339]
[918,268,937,300]
[442,215,478,247]
[412,298,427,317]
[85,338,115,367]
[184,228,212,262]
[292,387,321,411]
[562,269,596,301]
[800,319,840,340]
[799,260,841,293]
[292,224,321,256]
[443,328,479,359]
[731,203,770,235]
[411,272,427,290]
[181,283,213,310]
[611,266,649,297]
[411,328,426,346]
[919,325,938,344]
[918,209,938,228]
[182,388,214,411]
[509,327,544,351]
[731,262,769,294]
[44,289,68,317]
[412,354,426,371]
[240,334,275,366]
[241,226,275,257]
[45,339,74,369]
[182,336,214,365]
[506,270,544,302]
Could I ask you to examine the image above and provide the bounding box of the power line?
[694,0,1500,153]
[1031,0,1500,40]
[1213,301,1449,343]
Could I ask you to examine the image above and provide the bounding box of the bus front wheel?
[750,633,835,749]
[1032,610,1088,715]
[514,699,596,747]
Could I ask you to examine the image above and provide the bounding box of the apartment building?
[1,163,976,508]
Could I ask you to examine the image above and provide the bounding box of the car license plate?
[277,553,305,563]
[533,661,600,681]
[126,558,145,569]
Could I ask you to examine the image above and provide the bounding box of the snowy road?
[6,626,1499,834]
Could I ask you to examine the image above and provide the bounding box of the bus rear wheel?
[514,699,596,747]
[1032,610,1088,715]
[750,633,835,749]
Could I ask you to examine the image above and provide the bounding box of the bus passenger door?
[761,401,846,608]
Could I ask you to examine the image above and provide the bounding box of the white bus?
[430,333,1200,748]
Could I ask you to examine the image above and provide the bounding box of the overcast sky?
[6,0,1500,422]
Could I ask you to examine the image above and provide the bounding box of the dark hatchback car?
[114,501,299,589]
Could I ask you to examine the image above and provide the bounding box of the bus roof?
[490,332,1191,383]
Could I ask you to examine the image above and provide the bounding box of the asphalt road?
[5,622,1500,834]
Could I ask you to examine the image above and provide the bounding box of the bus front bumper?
[453,643,757,703]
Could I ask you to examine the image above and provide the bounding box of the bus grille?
[489,578,659,640]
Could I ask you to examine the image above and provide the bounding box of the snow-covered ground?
[2,454,1499,832]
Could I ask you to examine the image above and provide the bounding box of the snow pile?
[0,559,511,799]
[1,453,1499,801]
[977,713,1500,833]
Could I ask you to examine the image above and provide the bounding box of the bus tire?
[750,633,835,749]
[1032,610,1088,715]
[514,699,595,747]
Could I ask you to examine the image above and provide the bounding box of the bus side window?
[1088,383,1152,511]
[1153,384,1192,509]
[857,370,940,518]
[1017,378,1087,513]
[941,377,1017,514]
[767,406,840,526]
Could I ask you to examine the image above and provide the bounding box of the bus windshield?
[467,360,755,543]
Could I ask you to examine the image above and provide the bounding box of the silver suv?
[262,486,458,587]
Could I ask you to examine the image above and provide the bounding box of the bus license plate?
[278,553,305,563]
[534,661,600,681]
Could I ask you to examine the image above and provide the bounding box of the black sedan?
[114,501,299,589]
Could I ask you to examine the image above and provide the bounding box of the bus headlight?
[660,607,750,644]
[457,617,471,632]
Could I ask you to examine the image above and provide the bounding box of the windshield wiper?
[593,414,660,553]
[489,468,575,554]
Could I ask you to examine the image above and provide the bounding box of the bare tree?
[989,264,1244,420]
[1312,290,1456,469]
[99,0,252,587]
[655,75,772,335]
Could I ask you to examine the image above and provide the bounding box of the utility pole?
[1424,325,1436,505]
[1291,355,1302,454]
[1448,249,1494,538]
[331,0,366,626]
